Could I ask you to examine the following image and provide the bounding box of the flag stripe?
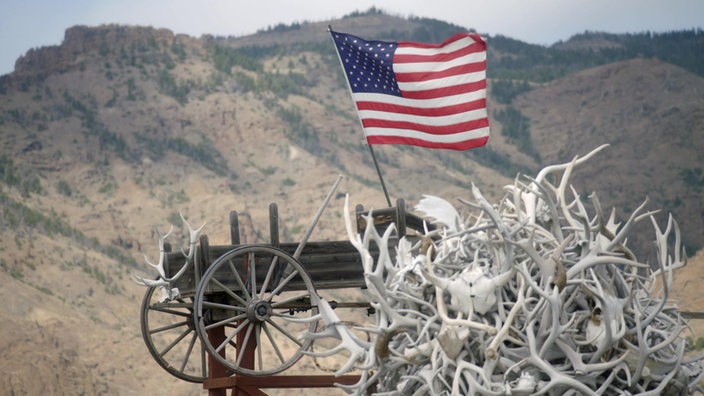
[367,135,489,150]
[393,53,486,74]
[353,91,487,109]
[362,117,489,135]
[397,70,485,92]
[395,61,487,83]
[396,33,484,52]
[394,41,486,64]
[358,108,487,128]
[366,126,490,145]
[401,80,487,100]
[355,98,486,117]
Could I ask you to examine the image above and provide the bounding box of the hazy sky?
[1,0,702,76]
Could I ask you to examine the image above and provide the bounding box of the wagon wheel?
[140,285,209,383]
[193,245,318,376]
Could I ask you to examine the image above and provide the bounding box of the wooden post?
[207,325,228,396]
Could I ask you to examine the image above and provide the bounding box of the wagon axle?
[247,299,273,323]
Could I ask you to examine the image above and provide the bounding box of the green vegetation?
[257,71,312,99]
[56,180,72,197]
[233,71,256,92]
[491,79,533,104]
[63,91,137,162]
[494,106,539,160]
[167,211,182,226]
[70,254,123,295]
[681,168,704,191]
[0,190,138,269]
[467,146,533,179]
[157,69,191,105]
[212,45,263,74]
[276,105,326,158]
[489,29,704,82]
[136,133,232,177]
[0,154,44,197]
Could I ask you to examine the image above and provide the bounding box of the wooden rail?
[163,199,430,297]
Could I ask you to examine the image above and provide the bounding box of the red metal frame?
[204,327,361,395]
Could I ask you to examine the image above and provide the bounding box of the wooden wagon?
[139,198,431,386]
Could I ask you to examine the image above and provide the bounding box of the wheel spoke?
[216,320,249,354]
[261,322,286,364]
[204,313,247,331]
[227,258,251,301]
[269,265,300,297]
[180,332,198,372]
[202,300,246,312]
[248,251,257,295]
[259,256,279,299]
[235,324,255,368]
[193,246,317,377]
[149,320,189,335]
[141,285,207,383]
[208,278,249,307]
[265,318,304,347]
[255,324,263,371]
[149,305,191,317]
[159,327,192,356]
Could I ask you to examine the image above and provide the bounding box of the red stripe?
[395,61,486,83]
[367,135,489,151]
[362,117,489,135]
[400,80,486,100]
[397,33,485,50]
[356,99,486,117]
[394,42,485,64]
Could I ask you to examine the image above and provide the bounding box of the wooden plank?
[203,375,362,390]
[165,240,380,294]
[681,311,704,319]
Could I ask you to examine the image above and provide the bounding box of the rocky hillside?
[0,11,702,394]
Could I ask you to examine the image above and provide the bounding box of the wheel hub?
[247,298,272,323]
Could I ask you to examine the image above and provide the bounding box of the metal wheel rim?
[193,245,318,376]
[140,285,208,383]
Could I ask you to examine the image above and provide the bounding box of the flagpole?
[328,25,393,208]
[366,144,392,207]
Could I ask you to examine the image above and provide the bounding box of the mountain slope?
[516,57,704,255]
[0,14,702,394]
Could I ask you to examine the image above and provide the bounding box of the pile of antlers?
[303,145,704,395]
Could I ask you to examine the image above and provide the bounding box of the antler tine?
[157,213,206,283]
[131,273,167,287]
[179,211,207,246]
[142,225,173,279]
[227,146,704,394]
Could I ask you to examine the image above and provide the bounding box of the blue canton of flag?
[332,34,401,96]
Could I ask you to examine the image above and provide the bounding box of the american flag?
[330,30,489,150]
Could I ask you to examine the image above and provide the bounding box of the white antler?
[300,145,703,395]
[132,213,206,301]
